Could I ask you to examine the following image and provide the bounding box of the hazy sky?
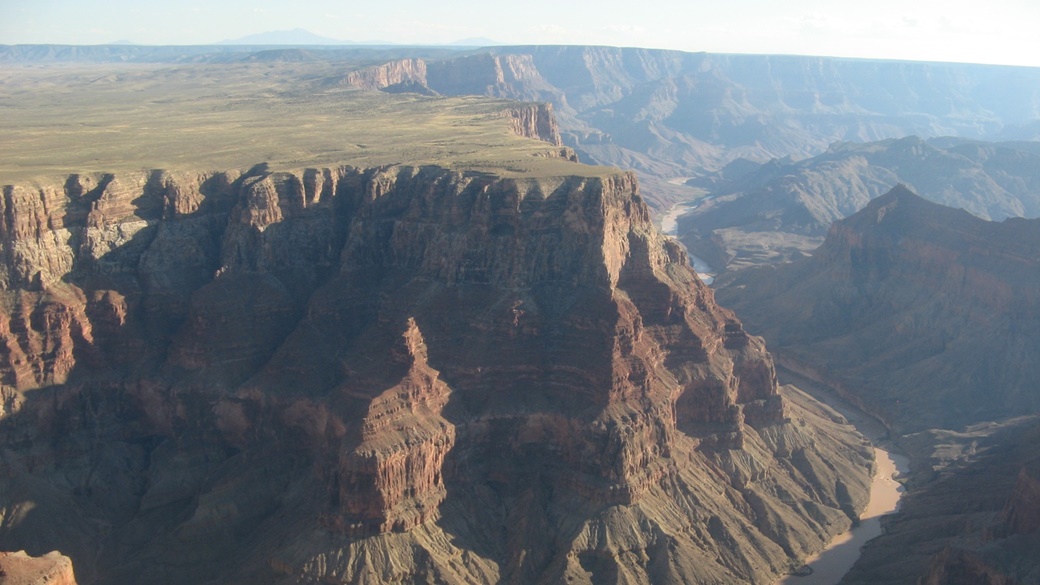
[3,0,1039,67]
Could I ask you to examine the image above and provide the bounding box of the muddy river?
[776,447,908,584]
[775,371,909,584]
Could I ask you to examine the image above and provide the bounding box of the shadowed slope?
[716,185,1040,433]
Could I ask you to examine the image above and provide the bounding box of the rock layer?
[0,550,77,585]
[0,161,872,584]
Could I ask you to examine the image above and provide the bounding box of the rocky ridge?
[0,157,873,583]
[679,137,1040,272]
[334,47,1040,208]
[716,185,1040,433]
[712,186,1040,583]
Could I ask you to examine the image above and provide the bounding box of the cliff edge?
[0,162,874,584]
[0,75,872,584]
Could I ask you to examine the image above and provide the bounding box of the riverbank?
[776,447,907,585]
[775,368,909,585]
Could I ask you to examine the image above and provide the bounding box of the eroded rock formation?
[678,137,1040,273]
[0,161,872,584]
[713,186,1040,584]
[0,550,77,585]
[716,185,1040,433]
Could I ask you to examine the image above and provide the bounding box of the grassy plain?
[0,61,605,183]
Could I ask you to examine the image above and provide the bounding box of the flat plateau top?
[0,62,607,183]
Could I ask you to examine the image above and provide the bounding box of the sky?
[2,0,1040,67]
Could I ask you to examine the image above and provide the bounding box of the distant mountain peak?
[847,184,975,231]
[870,183,923,206]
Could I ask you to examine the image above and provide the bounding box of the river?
[659,178,906,583]
[659,178,716,284]
[775,370,910,585]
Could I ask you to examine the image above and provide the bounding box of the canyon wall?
[332,47,1040,192]
[716,186,1040,433]
[679,137,1040,272]
[712,186,1040,583]
[0,161,872,584]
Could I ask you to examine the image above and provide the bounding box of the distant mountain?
[6,44,1040,214]
[0,44,469,66]
[331,46,1040,210]
[715,186,1040,433]
[678,136,1040,271]
[217,28,349,45]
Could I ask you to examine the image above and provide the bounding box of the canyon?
[678,137,1040,272]
[0,64,874,584]
[8,44,1040,214]
[716,186,1040,582]
[716,186,1040,434]
[4,43,1040,585]
[325,46,1040,213]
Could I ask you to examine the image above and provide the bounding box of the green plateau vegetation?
[0,62,602,184]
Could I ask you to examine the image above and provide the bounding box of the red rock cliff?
[0,163,872,584]
[338,55,566,146]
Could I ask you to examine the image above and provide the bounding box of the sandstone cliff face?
[342,58,428,92]
[0,162,871,584]
[337,54,566,148]
[505,103,566,148]
[0,550,77,585]
[340,53,558,105]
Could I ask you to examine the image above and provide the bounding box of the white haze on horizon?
[1,0,1039,68]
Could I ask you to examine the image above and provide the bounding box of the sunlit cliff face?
[0,159,872,584]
